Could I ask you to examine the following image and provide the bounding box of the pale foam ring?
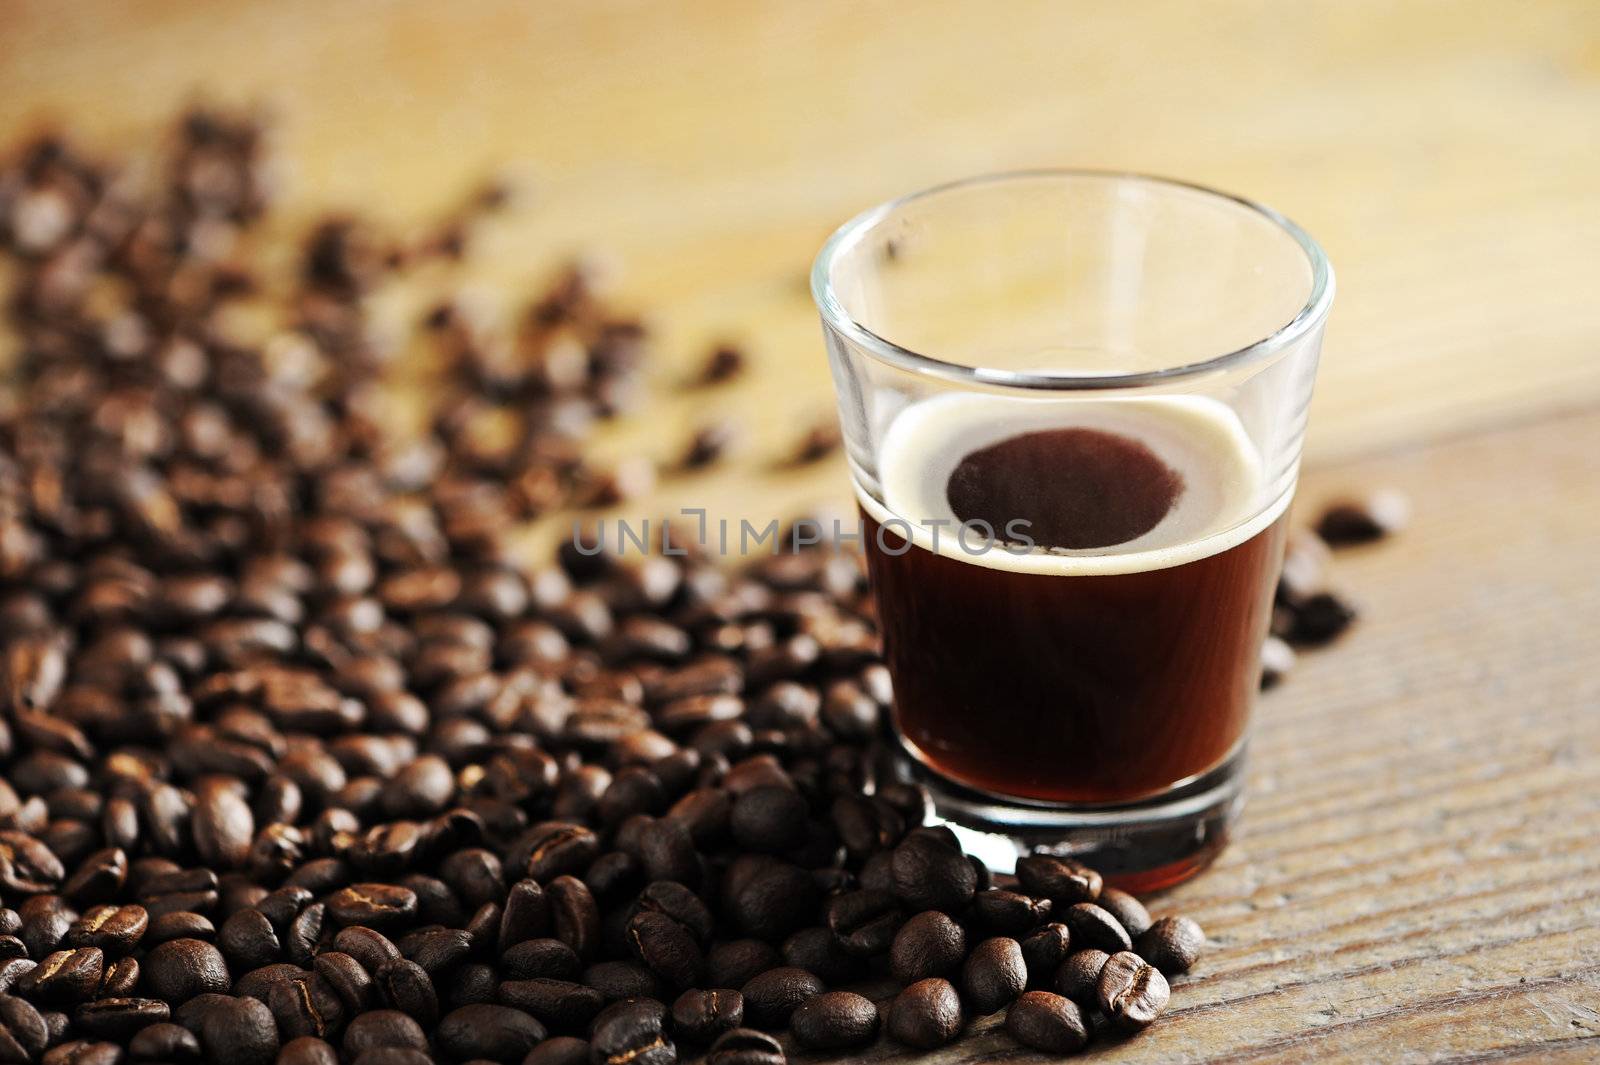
[857,393,1292,577]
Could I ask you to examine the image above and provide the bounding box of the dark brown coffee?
[862,396,1287,804]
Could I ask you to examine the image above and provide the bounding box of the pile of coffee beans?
[0,108,1389,1064]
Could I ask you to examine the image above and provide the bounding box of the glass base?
[894,744,1246,894]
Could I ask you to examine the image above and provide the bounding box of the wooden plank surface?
[3,3,1600,1061]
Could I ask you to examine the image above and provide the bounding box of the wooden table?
[3,2,1598,1060]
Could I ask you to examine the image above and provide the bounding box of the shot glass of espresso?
[811,172,1333,889]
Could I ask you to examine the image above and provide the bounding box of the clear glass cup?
[811,171,1333,889]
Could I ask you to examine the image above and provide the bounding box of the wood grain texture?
[3,4,1598,1061]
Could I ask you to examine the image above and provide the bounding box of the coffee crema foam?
[859,393,1292,577]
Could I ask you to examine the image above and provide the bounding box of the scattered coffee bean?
[888,910,965,984]
[1096,887,1152,938]
[1064,901,1132,955]
[887,977,963,1049]
[961,936,1027,1015]
[704,1029,781,1065]
[1137,914,1206,975]
[1054,948,1111,1005]
[671,988,743,1043]
[1006,990,1089,1053]
[198,995,279,1065]
[1098,950,1171,1031]
[740,966,824,1028]
[1016,854,1102,906]
[590,997,675,1065]
[1316,489,1410,545]
[523,1034,590,1065]
[434,1003,546,1060]
[127,1021,202,1062]
[789,990,878,1051]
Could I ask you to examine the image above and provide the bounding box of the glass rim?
[810,168,1335,391]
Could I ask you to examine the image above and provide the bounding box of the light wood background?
[3,2,1599,1061]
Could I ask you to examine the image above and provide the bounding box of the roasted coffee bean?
[727,787,808,854]
[522,1034,590,1065]
[740,966,823,1028]
[522,823,601,884]
[375,960,437,1026]
[198,995,280,1065]
[496,978,604,1029]
[580,961,661,1004]
[20,947,103,1002]
[1064,901,1132,954]
[1137,914,1206,975]
[789,990,878,1051]
[720,856,817,941]
[1048,947,1106,1009]
[265,970,345,1041]
[230,964,302,1002]
[99,957,140,996]
[331,928,400,974]
[589,998,675,1065]
[1316,489,1409,545]
[1015,855,1102,906]
[141,939,230,1004]
[326,884,417,929]
[706,1027,783,1065]
[73,997,171,1040]
[251,886,312,931]
[498,880,549,951]
[0,993,48,1057]
[19,895,75,959]
[128,1020,203,1061]
[275,1035,338,1065]
[633,882,713,946]
[625,911,703,990]
[887,977,963,1050]
[1097,886,1153,938]
[434,1003,547,1060]
[1019,922,1073,989]
[1098,949,1170,1031]
[970,888,1052,934]
[312,952,376,1013]
[0,959,35,994]
[705,940,780,991]
[192,778,254,871]
[546,876,600,960]
[61,849,128,905]
[40,1041,123,1065]
[1283,591,1357,646]
[399,926,470,974]
[888,910,965,984]
[502,938,581,980]
[1005,990,1089,1053]
[445,960,497,1008]
[341,1010,428,1058]
[779,927,862,985]
[824,888,903,958]
[670,987,743,1044]
[889,833,976,914]
[217,909,279,970]
[0,833,65,895]
[65,904,149,954]
[961,936,1027,1014]
[145,911,216,947]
